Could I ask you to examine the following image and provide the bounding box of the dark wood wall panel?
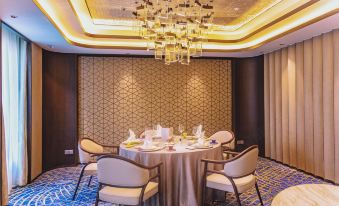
[42,51,77,171]
[233,56,265,155]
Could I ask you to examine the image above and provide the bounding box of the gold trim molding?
[68,0,314,40]
[33,0,339,51]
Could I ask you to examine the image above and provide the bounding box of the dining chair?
[72,138,119,200]
[201,145,263,206]
[95,155,163,206]
[139,131,146,138]
[210,131,236,159]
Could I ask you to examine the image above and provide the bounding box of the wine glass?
[144,127,154,147]
[153,124,158,131]
[178,124,185,135]
[192,126,198,137]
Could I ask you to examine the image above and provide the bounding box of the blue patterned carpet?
[9,158,330,206]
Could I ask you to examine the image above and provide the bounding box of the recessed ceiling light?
[234,8,239,11]
[10,15,18,19]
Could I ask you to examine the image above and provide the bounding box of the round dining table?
[271,184,339,206]
[119,141,222,206]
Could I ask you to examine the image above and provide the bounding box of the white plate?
[138,145,164,152]
[186,136,198,140]
[185,146,195,150]
[193,143,212,149]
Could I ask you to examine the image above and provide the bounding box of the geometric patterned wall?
[78,56,232,145]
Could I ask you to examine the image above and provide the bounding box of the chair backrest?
[78,138,104,163]
[78,144,92,164]
[97,155,150,187]
[210,131,234,146]
[223,145,258,178]
[139,131,145,138]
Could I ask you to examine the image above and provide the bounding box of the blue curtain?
[1,24,28,193]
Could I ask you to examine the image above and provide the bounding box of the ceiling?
[85,0,282,28]
[0,0,338,57]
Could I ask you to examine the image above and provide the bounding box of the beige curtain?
[264,29,339,183]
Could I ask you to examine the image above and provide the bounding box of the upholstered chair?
[201,145,263,206]
[139,131,146,139]
[73,138,119,200]
[210,131,236,159]
[95,155,163,206]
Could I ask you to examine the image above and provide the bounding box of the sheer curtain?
[1,24,28,195]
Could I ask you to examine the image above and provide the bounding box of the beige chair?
[210,131,236,159]
[73,138,119,200]
[201,145,263,206]
[95,155,162,206]
[139,131,146,139]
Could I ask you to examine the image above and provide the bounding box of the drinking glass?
[169,127,174,137]
[192,126,198,136]
[178,124,185,135]
[144,127,154,147]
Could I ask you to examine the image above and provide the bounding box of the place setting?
[121,124,219,153]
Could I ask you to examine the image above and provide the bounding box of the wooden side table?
[271,184,339,206]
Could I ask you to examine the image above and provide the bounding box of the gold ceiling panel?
[69,0,319,39]
[85,0,282,28]
[33,0,339,51]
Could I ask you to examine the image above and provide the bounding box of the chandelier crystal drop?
[133,0,215,65]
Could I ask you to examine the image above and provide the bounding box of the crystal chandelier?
[134,0,215,65]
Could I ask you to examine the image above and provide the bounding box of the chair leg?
[95,184,101,206]
[231,184,242,206]
[201,184,206,205]
[229,178,242,206]
[158,172,164,206]
[159,191,164,206]
[235,192,242,206]
[255,182,264,206]
[202,162,208,206]
[87,175,93,187]
[72,165,86,200]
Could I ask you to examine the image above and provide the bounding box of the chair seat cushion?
[99,182,158,205]
[84,163,97,175]
[206,173,256,193]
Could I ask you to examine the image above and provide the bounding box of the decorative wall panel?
[78,57,232,145]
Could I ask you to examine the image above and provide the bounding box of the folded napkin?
[195,125,203,138]
[127,129,136,141]
[125,141,141,148]
[201,131,205,138]
[197,131,205,145]
[155,124,162,137]
[161,128,171,141]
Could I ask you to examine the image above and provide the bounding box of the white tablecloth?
[119,143,222,206]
